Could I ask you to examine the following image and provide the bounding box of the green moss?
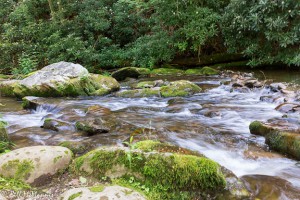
[53,156,63,163]
[249,121,273,136]
[68,191,82,200]
[266,131,300,160]
[71,140,226,199]
[0,176,31,191]
[88,185,105,192]
[60,141,88,156]
[135,81,156,89]
[160,81,201,97]
[151,68,184,75]
[2,159,34,180]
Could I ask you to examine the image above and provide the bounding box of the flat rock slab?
[0,146,72,185]
[61,185,146,200]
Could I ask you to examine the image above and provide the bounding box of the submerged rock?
[160,80,201,97]
[275,103,300,113]
[0,62,120,98]
[249,121,300,160]
[61,185,146,200]
[111,67,150,81]
[86,105,111,116]
[75,119,110,135]
[0,146,72,185]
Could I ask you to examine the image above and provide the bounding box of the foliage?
[222,0,300,66]
[0,0,299,71]
[0,176,31,191]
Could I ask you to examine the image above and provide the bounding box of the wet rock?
[0,146,72,185]
[7,62,120,98]
[232,82,243,88]
[59,141,91,156]
[275,103,300,113]
[270,83,287,92]
[244,79,263,88]
[42,118,73,132]
[133,80,165,89]
[60,185,146,200]
[111,67,150,81]
[249,121,300,160]
[86,105,111,116]
[204,111,221,118]
[160,80,202,97]
[75,119,110,135]
[116,88,161,98]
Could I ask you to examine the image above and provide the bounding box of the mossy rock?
[185,67,219,76]
[266,131,300,160]
[5,62,120,98]
[249,121,274,136]
[42,118,73,132]
[151,68,184,75]
[61,185,146,200]
[0,80,19,97]
[59,141,90,156]
[75,119,110,135]
[160,80,201,97]
[0,146,72,185]
[71,142,226,198]
[85,105,111,116]
[111,67,150,81]
[116,88,161,98]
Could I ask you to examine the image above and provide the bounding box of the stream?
[1,70,300,199]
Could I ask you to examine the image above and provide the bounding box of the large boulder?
[60,185,146,200]
[160,80,201,97]
[249,121,300,160]
[0,146,72,185]
[0,62,120,98]
[111,67,150,81]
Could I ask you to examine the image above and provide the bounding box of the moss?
[112,67,150,81]
[2,159,34,180]
[185,68,204,75]
[89,185,105,192]
[160,80,201,97]
[0,121,9,142]
[53,156,63,163]
[68,191,82,200]
[116,89,160,98]
[151,68,184,75]
[185,67,219,76]
[135,81,156,89]
[266,131,300,160]
[249,121,273,136]
[71,141,226,199]
[0,176,31,191]
[134,140,162,152]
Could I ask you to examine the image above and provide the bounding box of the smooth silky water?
[1,72,300,199]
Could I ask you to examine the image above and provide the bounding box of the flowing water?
[1,71,300,199]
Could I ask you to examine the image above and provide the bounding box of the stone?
[59,141,91,156]
[275,103,300,113]
[185,67,219,76]
[0,80,19,97]
[3,62,120,98]
[160,80,201,97]
[42,118,73,132]
[0,121,9,142]
[86,105,111,116]
[116,88,161,98]
[0,146,72,185]
[76,119,110,135]
[111,67,150,81]
[270,83,287,92]
[60,185,146,200]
